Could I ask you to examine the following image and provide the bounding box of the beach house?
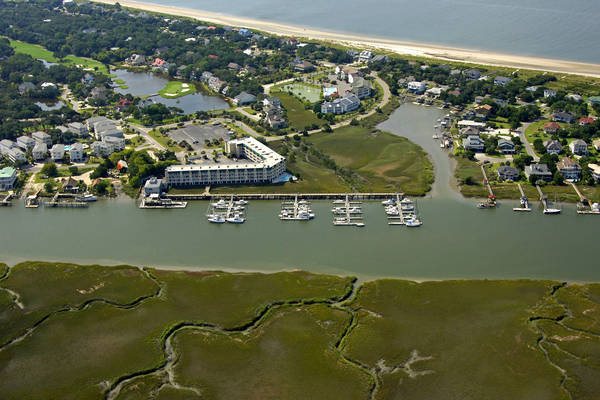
[32,131,51,146]
[0,167,17,191]
[493,76,512,86]
[552,112,575,124]
[463,136,485,152]
[351,77,372,99]
[525,163,553,182]
[497,138,516,154]
[321,94,360,114]
[569,139,589,156]
[557,158,582,181]
[544,140,562,155]
[497,166,520,181]
[16,136,36,151]
[68,122,88,137]
[51,144,65,161]
[69,142,84,162]
[32,142,47,161]
[588,164,600,183]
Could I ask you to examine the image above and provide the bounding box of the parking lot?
[167,123,232,151]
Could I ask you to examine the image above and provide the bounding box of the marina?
[206,195,247,224]
[279,195,315,221]
[332,194,365,227]
[382,194,423,227]
[139,194,187,209]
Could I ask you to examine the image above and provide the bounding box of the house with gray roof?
[321,94,361,115]
[525,163,553,182]
[569,139,588,156]
[69,142,84,162]
[17,136,36,151]
[51,144,65,161]
[494,76,512,86]
[497,138,516,154]
[233,91,257,106]
[144,177,165,196]
[497,166,520,181]
[544,140,562,155]
[32,131,51,146]
[463,136,485,152]
[32,142,47,161]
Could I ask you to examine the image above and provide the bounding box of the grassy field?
[8,38,110,74]
[279,82,322,103]
[148,130,183,152]
[272,90,326,130]
[1,262,600,399]
[158,81,197,99]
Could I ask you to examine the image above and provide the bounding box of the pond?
[111,69,228,114]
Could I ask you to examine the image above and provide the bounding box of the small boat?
[75,194,97,202]
[234,199,248,206]
[207,215,226,224]
[432,134,439,139]
[520,196,527,206]
[211,199,229,208]
[226,214,246,224]
[406,219,423,227]
[440,142,445,149]
[355,222,365,227]
[543,208,561,215]
[381,199,395,206]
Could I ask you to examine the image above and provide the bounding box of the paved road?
[519,122,540,162]
[234,107,261,121]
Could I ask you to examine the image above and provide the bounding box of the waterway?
[111,69,228,114]
[143,0,600,64]
[1,104,598,282]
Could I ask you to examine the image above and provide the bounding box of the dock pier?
[480,165,494,197]
[513,184,531,212]
[569,182,588,205]
[44,192,88,208]
[332,194,364,227]
[167,192,404,201]
[386,193,406,225]
[0,193,12,207]
[536,185,548,209]
[280,195,314,221]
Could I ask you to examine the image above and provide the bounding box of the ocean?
[142,0,600,64]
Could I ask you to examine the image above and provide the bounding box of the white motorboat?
[543,208,561,215]
[207,214,226,224]
[211,199,228,209]
[406,219,423,227]
[76,194,97,202]
[381,199,396,206]
[234,199,248,206]
[226,214,246,223]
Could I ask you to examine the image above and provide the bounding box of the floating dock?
[383,193,423,227]
[206,195,247,223]
[44,192,89,208]
[332,194,364,227]
[167,192,404,201]
[280,195,314,221]
[513,184,531,212]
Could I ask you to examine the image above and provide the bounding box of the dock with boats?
[206,195,247,224]
[382,194,423,227]
[477,166,497,209]
[140,193,187,209]
[513,184,531,212]
[332,194,364,227]
[45,193,89,208]
[537,185,561,214]
[279,195,314,221]
[0,193,13,207]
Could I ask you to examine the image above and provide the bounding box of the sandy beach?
[92,0,600,78]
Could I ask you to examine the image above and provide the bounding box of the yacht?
[207,214,226,224]
[211,199,228,209]
[226,214,246,224]
[234,199,248,206]
[381,199,395,206]
[76,193,97,202]
[543,208,561,215]
[406,219,423,227]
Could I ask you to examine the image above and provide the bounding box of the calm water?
[112,69,228,114]
[1,103,598,281]
[144,0,600,63]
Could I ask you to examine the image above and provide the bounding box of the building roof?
[557,157,580,169]
[0,167,16,178]
[543,122,560,131]
[544,140,562,150]
[498,165,519,175]
[526,163,552,175]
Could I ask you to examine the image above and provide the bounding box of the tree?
[528,174,538,185]
[43,182,53,194]
[552,171,565,185]
[41,162,58,178]
[69,166,79,176]
[533,138,546,155]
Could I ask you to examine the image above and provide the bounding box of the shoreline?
[92,0,600,78]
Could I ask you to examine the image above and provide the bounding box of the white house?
[91,141,113,157]
[358,50,373,63]
[569,139,588,156]
[67,122,88,137]
[32,131,51,146]
[102,136,125,152]
[69,142,84,162]
[32,142,48,161]
[50,144,65,161]
[321,94,361,115]
[7,148,26,163]
[0,167,17,191]
[557,158,582,181]
[17,136,36,151]
[588,164,600,183]
[407,81,427,94]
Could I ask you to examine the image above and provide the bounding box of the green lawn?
[157,81,197,99]
[279,82,322,103]
[148,130,183,152]
[8,38,110,74]
[272,90,326,130]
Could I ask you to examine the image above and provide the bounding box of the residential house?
[0,140,16,155]
[238,28,252,37]
[464,69,481,80]
[62,177,80,193]
[128,54,146,66]
[567,94,583,102]
[588,164,600,183]
[358,50,373,63]
[263,97,281,108]
[91,141,113,157]
[407,81,427,95]
[89,86,107,101]
[18,82,36,93]
[460,127,481,137]
[497,138,516,154]
[227,62,241,71]
[475,104,492,118]
[497,166,520,181]
[117,160,128,173]
[0,167,17,191]
[494,76,512,86]
[525,163,553,182]
[552,112,575,124]
[351,77,372,99]
[569,139,589,156]
[144,177,165,196]
[543,122,561,134]
[543,89,557,98]
[17,136,36,151]
[69,142,84,162]
[233,91,257,106]
[557,158,582,181]
[86,116,110,132]
[588,96,600,106]
[294,60,316,73]
[267,113,286,129]
[3,147,26,163]
[207,76,225,92]
[493,98,509,108]
[51,144,65,161]
[81,73,95,86]
[526,86,538,93]
[544,140,563,155]
[41,82,57,90]
[67,122,88,137]
[579,117,596,126]
[200,71,214,82]
[32,131,52,146]
[103,136,125,152]
[426,87,444,98]
[116,99,132,111]
[463,136,485,152]
[370,54,388,64]
[32,142,47,161]
[321,94,361,115]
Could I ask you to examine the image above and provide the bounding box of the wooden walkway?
[480,165,494,196]
[167,192,405,201]
[536,185,548,208]
[568,182,588,205]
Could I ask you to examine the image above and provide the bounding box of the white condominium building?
[166,137,286,187]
